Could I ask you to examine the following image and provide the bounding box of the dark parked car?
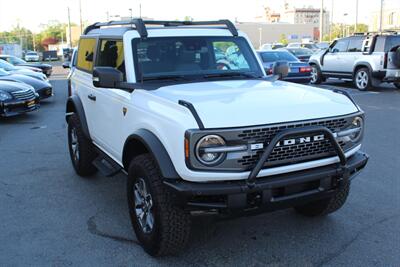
[0,59,48,82]
[0,80,40,117]
[279,47,314,62]
[0,55,52,77]
[257,50,311,83]
[0,68,53,99]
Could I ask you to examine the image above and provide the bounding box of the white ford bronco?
[66,19,369,256]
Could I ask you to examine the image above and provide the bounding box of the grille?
[236,118,349,168]
[10,89,36,101]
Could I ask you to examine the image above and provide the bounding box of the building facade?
[369,8,400,31]
[281,8,330,39]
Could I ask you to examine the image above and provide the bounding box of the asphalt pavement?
[0,68,399,266]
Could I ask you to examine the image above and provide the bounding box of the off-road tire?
[354,67,372,91]
[310,64,322,84]
[67,114,97,176]
[294,181,350,217]
[394,82,400,89]
[127,154,191,256]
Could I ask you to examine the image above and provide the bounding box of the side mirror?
[92,67,123,88]
[272,61,289,79]
[62,61,70,69]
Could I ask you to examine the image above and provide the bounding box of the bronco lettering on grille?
[275,134,325,147]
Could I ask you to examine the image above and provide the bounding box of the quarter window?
[77,38,96,72]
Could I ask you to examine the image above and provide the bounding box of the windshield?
[259,51,298,62]
[132,36,263,81]
[0,68,10,76]
[27,52,37,56]
[0,59,17,71]
[9,56,26,64]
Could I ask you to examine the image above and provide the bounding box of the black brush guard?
[164,126,369,211]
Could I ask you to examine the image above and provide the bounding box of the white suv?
[66,19,369,256]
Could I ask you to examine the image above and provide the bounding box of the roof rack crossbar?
[83,19,238,37]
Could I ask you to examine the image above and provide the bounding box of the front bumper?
[164,151,368,212]
[0,97,40,117]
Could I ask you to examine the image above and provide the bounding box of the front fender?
[123,129,179,179]
[66,95,90,139]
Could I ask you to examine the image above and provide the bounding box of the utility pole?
[258,28,262,49]
[79,0,83,35]
[379,0,384,32]
[139,3,142,18]
[32,33,36,51]
[67,7,72,48]
[319,0,324,42]
[330,0,334,42]
[129,8,133,20]
[355,0,359,33]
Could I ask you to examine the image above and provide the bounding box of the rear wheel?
[127,154,191,256]
[294,180,350,217]
[310,65,322,84]
[354,68,372,91]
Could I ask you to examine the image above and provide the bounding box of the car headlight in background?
[0,91,11,101]
[195,135,226,166]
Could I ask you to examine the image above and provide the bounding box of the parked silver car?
[309,33,400,90]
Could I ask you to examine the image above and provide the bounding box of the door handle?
[87,94,96,101]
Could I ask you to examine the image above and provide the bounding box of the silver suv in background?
[309,33,400,90]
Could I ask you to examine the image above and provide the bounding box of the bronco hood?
[151,80,359,128]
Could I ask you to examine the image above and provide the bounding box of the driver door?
[322,39,349,73]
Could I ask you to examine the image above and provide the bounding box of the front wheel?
[354,68,372,91]
[127,154,191,256]
[67,114,97,176]
[294,180,350,217]
[310,65,322,84]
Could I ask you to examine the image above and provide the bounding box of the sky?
[0,0,398,32]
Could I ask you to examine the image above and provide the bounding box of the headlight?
[336,116,364,143]
[195,135,226,165]
[348,116,363,142]
[0,91,11,101]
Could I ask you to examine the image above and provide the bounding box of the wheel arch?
[122,129,179,179]
[66,95,90,139]
[353,62,373,78]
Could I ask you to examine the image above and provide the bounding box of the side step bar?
[92,151,122,177]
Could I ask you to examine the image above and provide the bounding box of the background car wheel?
[294,180,350,217]
[394,82,400,89]
[67,114,97,176]
[127,154,191,256]
[310,65,322,84]
[354,68,372,91]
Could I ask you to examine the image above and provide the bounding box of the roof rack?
[83,19,238,38]
[353,30,399,36]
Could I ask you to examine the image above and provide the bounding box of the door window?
[331,39,349,53]
[76,38,96,72]
[96,39,125,78]
[347,37,363,52]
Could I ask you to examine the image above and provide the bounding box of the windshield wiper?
[142,75,188,82]
[203,72,261,79]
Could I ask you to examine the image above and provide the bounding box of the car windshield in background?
[0,59,17,71]
[289,48,313,56]
[10,56,26,64]
[132,36,263,81]
[27,52,38,56]
[259,51,298,62]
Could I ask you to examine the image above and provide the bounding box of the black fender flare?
[123,129,179,179]
[65,95,90,139]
